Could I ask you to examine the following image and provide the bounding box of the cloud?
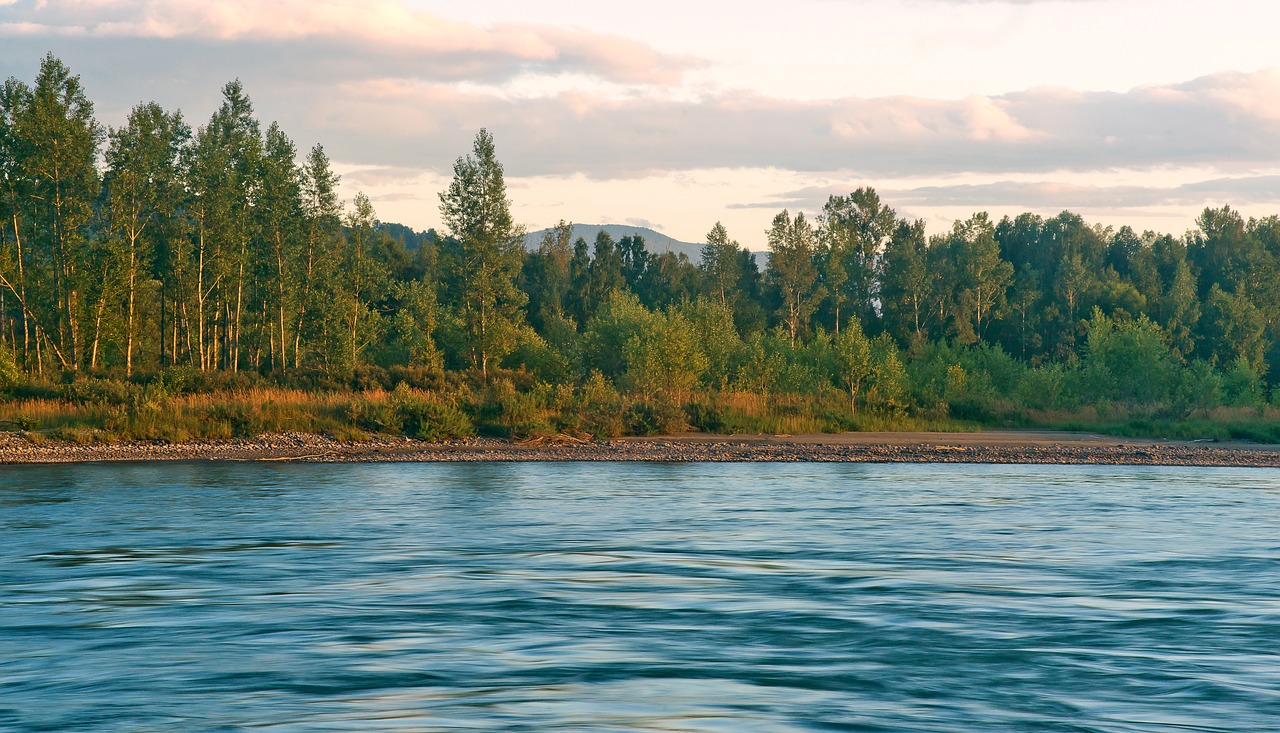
[370,192,425,203]
[340,166,430,187]
[298,69,1280,180]
[732,175,1280,217]
[891,0,1103,3]
[0,0,696,85]
[624,217,662,229]
[886,175,1280,210]
[4,5,1279,191]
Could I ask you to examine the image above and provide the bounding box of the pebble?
[1,431,1279,467]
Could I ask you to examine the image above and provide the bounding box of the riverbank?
[1,430,1278,466]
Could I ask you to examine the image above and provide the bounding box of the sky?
[3,0,1280,249]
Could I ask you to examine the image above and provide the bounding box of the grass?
[0,386,467,443]
[0,380,1276,444]
[687,391,978,436]
[1020,405,1280,443]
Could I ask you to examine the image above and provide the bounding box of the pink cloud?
[1,0,696,84]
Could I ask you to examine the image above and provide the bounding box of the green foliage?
[865,334,908,415]
[767,210,825,343]
[502,325,571,384]
[626,398,687,436]
[1082,309,1175,405]
[438,129,527,378]
[582,290,659,381]
[0,347,23,388]
[571,371,626,438]
[623,310,708,400]
[677,297,743,390]
[833,319,872,410]
[1222,357,1267,408]
[474,379,553,438]
[820,188,896,328]
[389,385,474,440]
[5,54,1280,445]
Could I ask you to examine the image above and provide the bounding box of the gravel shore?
[1,430,1278,466]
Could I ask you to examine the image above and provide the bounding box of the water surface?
[2,462,1279,731]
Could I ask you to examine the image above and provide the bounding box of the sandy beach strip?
[0,430,1278,467]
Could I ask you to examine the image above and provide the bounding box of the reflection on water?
[2,462,1279,731]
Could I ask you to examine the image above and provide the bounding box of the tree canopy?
[2,55,1280,441]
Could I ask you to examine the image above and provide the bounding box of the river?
[2,462,1278,731]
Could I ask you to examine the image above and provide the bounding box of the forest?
[2,54,1280,443]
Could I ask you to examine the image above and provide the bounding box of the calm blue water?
[2,462,1279,732]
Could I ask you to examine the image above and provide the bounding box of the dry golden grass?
[9,381,1265,444]
[0,387,446,442]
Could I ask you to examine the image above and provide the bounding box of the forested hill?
[376,222,438,252]
[525,224,703,263]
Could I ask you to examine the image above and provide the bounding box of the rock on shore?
[1,431,1279,467]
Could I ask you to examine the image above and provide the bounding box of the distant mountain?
[524,224,703,263]
[376,222,770,268]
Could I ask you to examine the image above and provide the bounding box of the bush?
[345,398,402,434]
[474,380,553,438]
[626,398,686,436]
[0,347,23,389]
[685,399,725,432]
[1082,310,1175,404]
[390,386,474,440]
[63,378,145,407]
[575,371,625,437]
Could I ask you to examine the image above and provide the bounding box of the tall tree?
[295,144,342,368]
[522,219,573,332]
[700,221,763,333]
[101,101,188,375]
[342,192,390,369]
[438,128,526,379]
[587,229,625,313]
[18,54,102,370]
[700,221,741,308]
[255,121,301,371]
[819,188,896,331]
[879,218,931,345]
[0,77,38,368]
[766,209,824,344]
[945,212,1013,344]
[618,234,650,293]
[566,235,592,326]
[184,80,262,371]
[636,251,698,311]
[210,81,262,371]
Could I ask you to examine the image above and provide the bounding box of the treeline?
[3,54,1280,441]
[1,55,436,380]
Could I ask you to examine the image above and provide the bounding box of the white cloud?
[0,0,697,84]
[296,69,1280,182]
[884,176,1280,210]
[6,0,1280,240]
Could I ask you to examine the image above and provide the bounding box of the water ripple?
[2,462,1279,731]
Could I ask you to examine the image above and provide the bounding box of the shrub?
[390,386,474,440]
[345,398,402,434]
[576,371,625,437]
[474,380,553,438]
[626,398,686,436]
